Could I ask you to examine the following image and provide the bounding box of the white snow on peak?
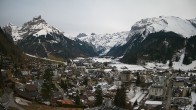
[3,15,64,41]
[63,33,75,40]
[20,15,63,37]
[73,31,129,55]
[33,29,47,37]
[128,16,196,40]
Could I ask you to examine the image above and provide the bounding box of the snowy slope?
[127,16,196,40]
[74,31,129,55]
[144,48,196,71]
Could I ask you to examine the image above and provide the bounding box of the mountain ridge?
[73,31,129,55]
[2,15,196,63]
[3,15,98,60]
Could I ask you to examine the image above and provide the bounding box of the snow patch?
[145,100,162,105]
[33,29,47,37]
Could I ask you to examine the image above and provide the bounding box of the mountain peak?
[7,22,16,27]
[3,15,64,41]
[22,15,47,29]
[33,15,42,20]
[76,31,129,55]
[31,15,47,25]
[20,15,63,37]
[77,33,87,38]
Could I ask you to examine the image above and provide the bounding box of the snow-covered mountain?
[73,31,129,55]
[127,16,196,41]
[20,15,64,37]
[108,16,196,65]
[3,16,129,56]
[3,16,98,59]
[2,15,196,62]
[71,16,196,55]
[3,15,64,42]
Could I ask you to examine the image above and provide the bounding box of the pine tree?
[169,60,173,68]
[183,54,192,65]
[119,85,126,108]
[41,69,54,100]
[136,73,141,86]
[114,85,126,108]
[95,85,103,106]
[75,90,81,105]
[60,80,67,91]
[83,77,88,86]
[114,88,120,106]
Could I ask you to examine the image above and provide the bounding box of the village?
[1,55,196,110]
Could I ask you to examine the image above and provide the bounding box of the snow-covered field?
[92,57,145,71]
[145,51,196,71]
[26,54,196,71]
[110,63,145,71]
[92,57,113,63]
[92,57,196,71]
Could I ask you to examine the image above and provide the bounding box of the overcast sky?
[0,0,196,36]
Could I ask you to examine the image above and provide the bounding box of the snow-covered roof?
[145,100,162,105]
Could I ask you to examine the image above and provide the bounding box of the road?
[4,92,25,110]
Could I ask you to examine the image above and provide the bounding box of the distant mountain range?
[3,16,97,60]
[73,31,129,55]
[2,16,196,64]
